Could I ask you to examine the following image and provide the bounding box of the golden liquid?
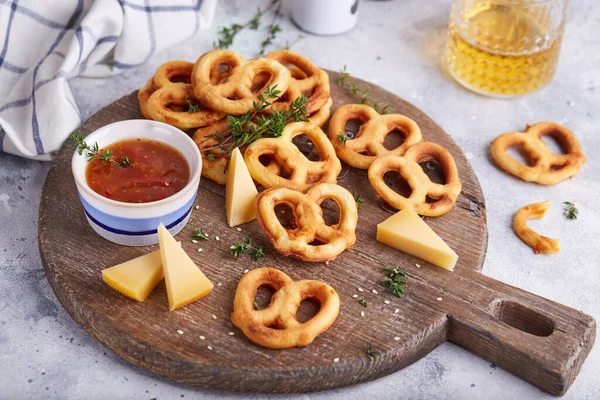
[446,3,564,96]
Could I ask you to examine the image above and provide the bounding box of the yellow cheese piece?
[226,147,258,227]
[101,250,164,302]
[157,224,214,310]
[377,208,458,271]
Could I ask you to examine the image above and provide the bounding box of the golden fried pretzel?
[231,267,340,349]
[138,61,224,129]
[192,50,291,115]
[192,120,231,185]
[245,121,342,191]
[513,200,560,254]
[490,122,586,185]
[255,183,357,262]
[368,142,462,216]
[328,104,423,169]
[264,50,330,115]
[308,97,332,127]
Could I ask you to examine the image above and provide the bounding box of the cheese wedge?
[157,224,214,310]
[377,208,458,271]
[101,250,164,302]
[226,147,258,227]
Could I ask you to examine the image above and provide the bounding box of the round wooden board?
[39,71,595,395]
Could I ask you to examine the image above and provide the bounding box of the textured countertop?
[1,0,599,399]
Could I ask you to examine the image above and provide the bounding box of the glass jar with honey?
[445,0,569,97]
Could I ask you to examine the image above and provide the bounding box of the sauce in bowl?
[86,138,190,203]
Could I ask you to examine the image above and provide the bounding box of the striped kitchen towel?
[0,0,217,159]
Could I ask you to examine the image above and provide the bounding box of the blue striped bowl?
[71,120,202,246]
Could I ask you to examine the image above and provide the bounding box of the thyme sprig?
[337,133,348,146]
[71,133,132,168]
[185,98,200,113]
[382,265,407,297]
[352,190,365,207]
[214,0,281,51]
[192,228,209,241]
[563,201,578,220]
[199,85,308,157]
[337,65,392,114]
[230,237,265,262]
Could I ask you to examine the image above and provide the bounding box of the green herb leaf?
[250,245,265,262]
[358,299,367,307]
[230,237,253,259]
[382,265,406,297]
[352,190,364,207]
[338,133,348,146]
[563,201,578,220]
[185,98,200,113]
[192,228,209,241]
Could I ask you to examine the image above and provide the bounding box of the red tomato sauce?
[86,138,190,203]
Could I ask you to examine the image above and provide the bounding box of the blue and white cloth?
[0,0,217,159]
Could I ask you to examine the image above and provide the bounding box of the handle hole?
[494,300,554,337]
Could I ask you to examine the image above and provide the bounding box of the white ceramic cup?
[292,0,359,36]
[71,120,202,246]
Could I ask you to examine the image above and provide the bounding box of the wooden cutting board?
[38,71,595,396]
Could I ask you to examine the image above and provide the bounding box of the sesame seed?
[199,335,205,340]
[176,329,184,335]
[384,300,390,305]
[236,227,242,232]
[394,336,400,341]
[197,248,203,252]
[436,297,443,301]
[207,346,213,350]
[243,269,249,274]
[192,239,198,244]
[360,311,365,317]
[394,308,399,314]
[372,289,378,295]
[217,282,222,287]
[357,288,364,292]
[215,236,220,241]
[333,358,340,363]
[351,294,358,298]
[228,332,235,336]
[415,263,421,268]
[211,314,217,320]
[195,205,200,210]
[325,261,330,265]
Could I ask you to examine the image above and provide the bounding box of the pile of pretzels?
[138,49,465,265]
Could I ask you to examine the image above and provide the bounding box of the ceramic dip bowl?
[71,119,202,246]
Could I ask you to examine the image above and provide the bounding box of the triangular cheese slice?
[157,224,214,310]
[226,147,258,227]
[101,250,164,302]
[377,208,458,271]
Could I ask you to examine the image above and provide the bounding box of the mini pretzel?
[245,122,342,191]
[138,61,224,129]
[231,267,340,349]
[328,104,422,169]
[264,50,331,115]
[192,119,231,185]
[192,50,291,115]
[490,122,586,185]
[255,183,357,262]
[513,200,560,254]
[368,142,462,216]
[308,97,333,127]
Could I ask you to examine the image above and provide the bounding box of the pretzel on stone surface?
[244,121,342,191]
[264,50,331,115]
[255,183,358,262]
[328,104,423,169]
[192,49,291,115]
[231,267,340,349]
[308,97,333,127]
[368,142,462,217]
[490,122,585,185]
[138,61,224,129]
[513,200,560,254]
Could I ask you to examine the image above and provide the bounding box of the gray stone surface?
[1,0,599,398]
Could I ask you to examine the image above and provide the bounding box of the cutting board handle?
[447,273,595,396]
